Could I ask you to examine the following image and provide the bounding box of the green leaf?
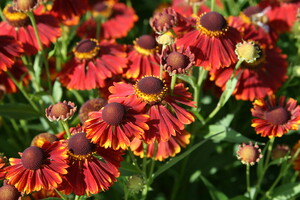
[270,182,300,200]
[199,171,228,200]
[0,103,40,119]
[120,161,141,176]
[177,74,196,89]
[153,131,223,179]
[219,71,242,107]
[53,80,63,102]
[230,196,251,200]
[40,198,62,200]
[205,124,254,144]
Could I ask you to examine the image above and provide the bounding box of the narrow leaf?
[271,182,300,200]
[199,172,228,200]
[53,80,63,102]
[0,103,40,119]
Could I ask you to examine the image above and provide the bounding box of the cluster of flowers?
[0,0,299,198]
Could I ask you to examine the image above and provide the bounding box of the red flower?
[251,95,300,138]
[84,96,149,150]
[176,11,241,70]
[130,129,191,161]
[210,43,287,101]
[109,76,195,143]
[0,5,61,55]
[0,154,7,180]
[228,6,278,45]
[51,0,88,21]
[59,39,127,90]
[260,0,300,34]
[125,35,161,80]
[5,142,69,194]
[77,2,138,40]
[0,36,23,73]
[60,131,123,196]
[0,60,30,94]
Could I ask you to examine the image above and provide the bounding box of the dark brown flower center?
[68,132,95,155]
[0,185,21,200]
[76,39,98,53]
[51,102,70,118]
[265,107,291,125]
[200,12,227,31]
[102,102,126,126]
[166,52,189,70]
[21,146,45,170]
[137,76,164,95]
[156,13,174,28]
[136,35,156,50]
[3,5,30,27]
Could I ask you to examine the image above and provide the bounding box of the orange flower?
[251,96,300,138]
[0,5,61,55]
[59,39,127,90]
[60,131,123,196]
[130,129,191,161]
[5,142,69,194]
[109,76,195,143]
[84,96,149,150]
[176,11,241,70]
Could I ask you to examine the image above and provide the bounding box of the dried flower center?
[242,44,265,68]
[156,13,174,28]
[3,5,30,27]
[0,185,21,200]
[102,102,126,126]
[21,146,45,170]
[239,145,260,164]
[134,35,157,56]
[14,0,38,12]
[51,102,71,118]
[68,132,95,156]
[73,39,100,60]
[265,107,291,125]
[197,12,228,37]
[134,76,168,104]
[166,52,189,70]
[31,133,58,148]
[79,98,107,123]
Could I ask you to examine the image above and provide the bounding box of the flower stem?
[170,74,177,95]
[193,67,207,110]
[128,148,143,173]
[253,138,275,200]
[27,11,54,102]
[246,164,251,199]
[265,147,300,198]
[27,12,43,51]
[74,195,80,200]
[54,188,67,200]
[211,0,215,11]
[61,121,71,138]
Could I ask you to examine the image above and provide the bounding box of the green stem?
[253,138,275,200]
[27,12,43,51]
[246,164,251,199]
[128,148,143,173]
[28,12,54,101]
[74,195,80,200]
[193,67,207,110]
[141,142,158,200]
[170,74,177,95]
[95,18,104,40]
[54,188,67,200]
[61,121,71,138]
[265,148,300,198]
[0,6,5,21]
[211,0,215,11]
